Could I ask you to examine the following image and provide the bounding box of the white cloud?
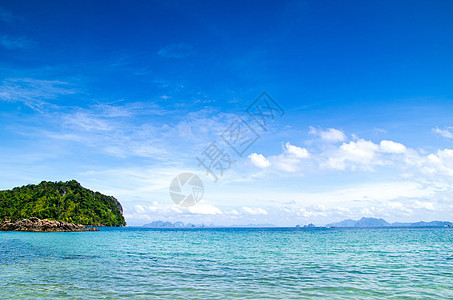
[413,201,435,211]
[434,127,453,139]
[285,142,310,158]
[188,204,223,215]
[248,136,441,175]
[310,127,346,142]
[134,204,146,214]
[360,206,383,217]
[235,131,453,223]
[323,139,407,170]
[249,153,271,168]
[0,78,76,111]
[32,102,239,161]
[298,207,328,218]
[248,142,309,172]
[171,206,184,213]
[124,202,225,225]
[63,112,114,132]
[386,202,413,215]
[241,207,268,215]
[332,207,353,216]
[379,140,407,154]
[272,142,310,172]
[418,149,453,176]
[340,181,435,202]
[324,139,381,170]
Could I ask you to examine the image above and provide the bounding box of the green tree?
[0,180,126,226]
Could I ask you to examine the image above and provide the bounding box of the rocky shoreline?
[0,217,99,232]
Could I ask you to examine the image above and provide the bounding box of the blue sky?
[1,0,453,226]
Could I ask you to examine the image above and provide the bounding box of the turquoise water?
[1,227,453,299]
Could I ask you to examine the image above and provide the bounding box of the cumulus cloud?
[324,139,381,170]
[249,142,310,172]
[188,204,223,215]
[419,149,453,177]
[247,128,453,190]
[309,127,346,142]
[285,142,310,158]
[271,143,309,172]
[322,139,409,170]
[249,153,271,168]
[379,140,407,154]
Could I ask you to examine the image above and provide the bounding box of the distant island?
[0,180,126,230]
[143,221,212,228]
[296,223,316,228]
[143,218,453,229]
[326,217,453,228]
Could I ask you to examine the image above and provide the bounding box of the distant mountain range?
[143,218,453,229]
[143,221,207,228]
[326,217,453,228]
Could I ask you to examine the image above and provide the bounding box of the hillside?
[0,180,125,226]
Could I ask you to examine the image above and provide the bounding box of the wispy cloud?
[43,107,172,160]
[15,99,239,162]
[0,78,76,111]
[309,127,346,142]
[241,207,268,215]
[0,7,16,23]
[0,35,36,50]
[434,127,453,139]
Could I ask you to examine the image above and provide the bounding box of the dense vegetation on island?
[0,180,126,226]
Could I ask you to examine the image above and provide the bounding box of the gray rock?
[0,218,99,232]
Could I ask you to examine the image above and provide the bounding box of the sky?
[1,0,453,226]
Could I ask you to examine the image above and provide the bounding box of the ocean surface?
[1,227,453,299]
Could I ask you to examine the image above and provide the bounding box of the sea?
[1,227,452,299]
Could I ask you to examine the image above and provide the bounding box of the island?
[0,180,126,232]
[326,217,453,228]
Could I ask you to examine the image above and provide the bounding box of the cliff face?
[0,180,126,226]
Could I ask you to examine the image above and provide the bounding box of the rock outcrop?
[0,217,99,232]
